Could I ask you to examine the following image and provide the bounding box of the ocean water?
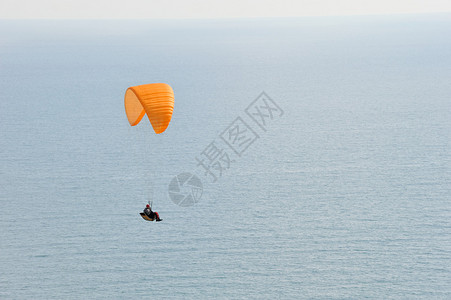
[1,14,450,299]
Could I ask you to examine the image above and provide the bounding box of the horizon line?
[1,11,450,21]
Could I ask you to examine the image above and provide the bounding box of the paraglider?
[125,83,174,222]
[140,202,162,222]
[124,83,174,133]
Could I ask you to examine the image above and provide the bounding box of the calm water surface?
[1,15,450,299]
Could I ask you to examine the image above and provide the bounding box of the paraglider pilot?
[144,204,162,222]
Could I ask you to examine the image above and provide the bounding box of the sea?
[0,14,450,299]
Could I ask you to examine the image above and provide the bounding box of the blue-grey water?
[1,14,450,299]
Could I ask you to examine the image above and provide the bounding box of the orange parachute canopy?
[124,83,174,134]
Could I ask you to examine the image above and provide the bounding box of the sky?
[0,0,450,19]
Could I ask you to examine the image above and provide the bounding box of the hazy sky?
[1,0,450,19]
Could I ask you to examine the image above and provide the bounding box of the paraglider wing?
[124,83,174,134]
